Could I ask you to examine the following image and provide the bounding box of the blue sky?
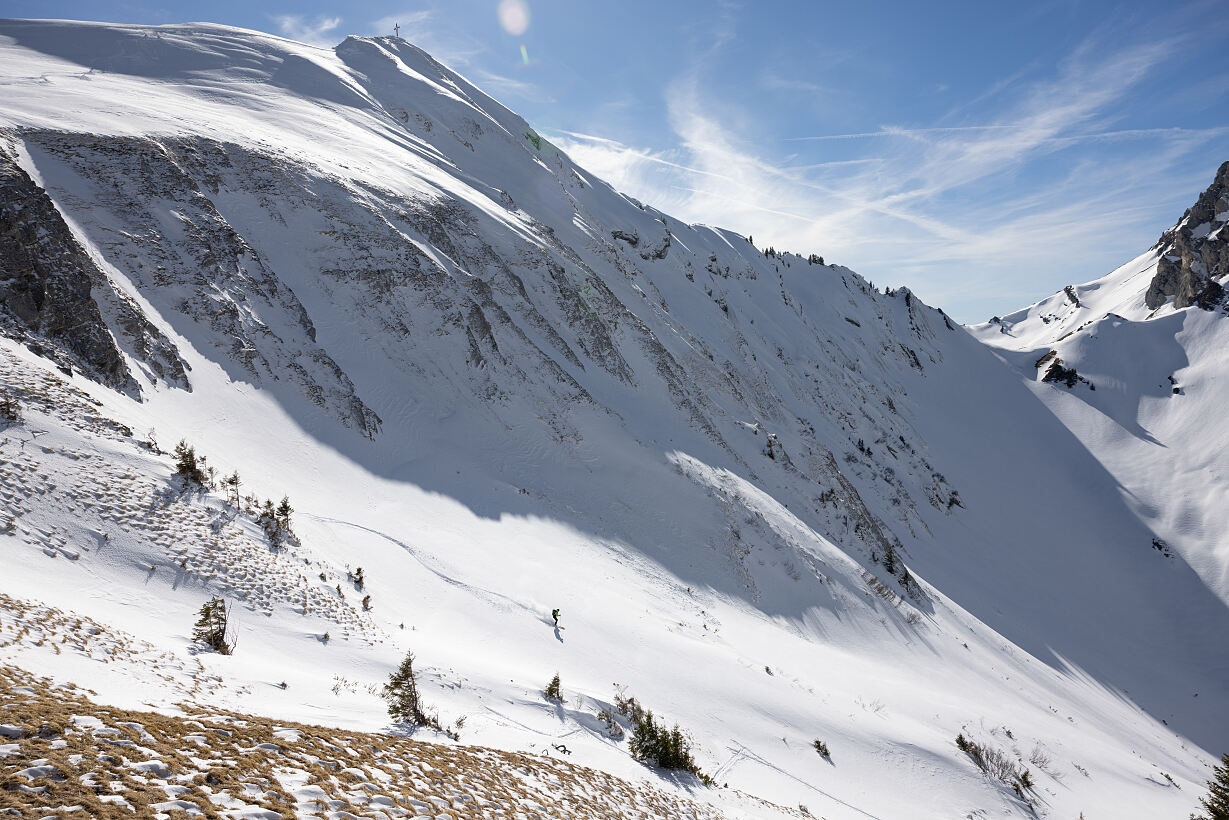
[7,0,1229,321]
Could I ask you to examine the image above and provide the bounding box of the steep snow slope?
[0,19,1225,819]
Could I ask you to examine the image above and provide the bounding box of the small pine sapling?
[223,471,242,507]
[812,739,830,758]
[544,673,564,703]
[384,650,429,725]
[276,496,293,532]
[257,499,284,545]
[193,597,233,654]
[173,440,208,485]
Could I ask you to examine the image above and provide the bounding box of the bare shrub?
[0,393,21,423]
[596,707,624,739]
[613,690,645,723]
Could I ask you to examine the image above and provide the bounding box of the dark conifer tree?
[193,597,231,654]
[1193,753,1229,820]
[383,651,426,724]
[276,496,293,530]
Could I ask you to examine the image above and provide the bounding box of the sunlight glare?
[497,0,530,36]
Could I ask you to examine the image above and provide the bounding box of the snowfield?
[0,19,1225,819]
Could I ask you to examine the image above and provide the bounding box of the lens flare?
[520,44,530,65]
[497,0,530,36]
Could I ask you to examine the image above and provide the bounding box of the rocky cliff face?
[13,131,382,438]
[3,121,942,594]
[1145,160,1229,310]
[0,141,188,394]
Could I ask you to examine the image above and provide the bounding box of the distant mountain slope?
[971,161,1229,603]
[0,19,1225,819]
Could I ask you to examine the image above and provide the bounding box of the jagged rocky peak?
[1145,160,1229,310]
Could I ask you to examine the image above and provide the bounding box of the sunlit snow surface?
[0,19,1225,819]
[970,249,1229,604]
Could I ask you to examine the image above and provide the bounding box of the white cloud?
[271,14,344,47]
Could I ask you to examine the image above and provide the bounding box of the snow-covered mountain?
[970,161,1229,606]
[0,19,1225,819]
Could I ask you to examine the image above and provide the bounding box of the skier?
[552,608,560,627]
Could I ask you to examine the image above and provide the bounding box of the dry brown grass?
[0,663,751,819]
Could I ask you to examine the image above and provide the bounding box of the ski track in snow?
[306,514,536,618]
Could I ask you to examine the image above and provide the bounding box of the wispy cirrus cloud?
[760,73,827,95]
[785,125,1023,142]
[470,69,556,104]
[556,28,1229,322]
[271,14,343,47]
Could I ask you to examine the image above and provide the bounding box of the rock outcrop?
[0,141,189,394]
[1145,160,1229,310]
[0,146,135,390]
